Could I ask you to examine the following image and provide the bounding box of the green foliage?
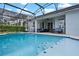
[0,25,25,32]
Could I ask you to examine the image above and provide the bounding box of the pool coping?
[26,32,79,40]
[0,32,79,40]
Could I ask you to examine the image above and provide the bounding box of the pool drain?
[43,51,47,53]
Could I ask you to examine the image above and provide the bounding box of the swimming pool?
[0,33,67,56]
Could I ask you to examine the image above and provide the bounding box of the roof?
[36,4,79,18]
[0,8,29,18]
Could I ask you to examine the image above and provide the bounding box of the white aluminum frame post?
[35,20,37,33]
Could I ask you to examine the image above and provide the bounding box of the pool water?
[0,33,65,56]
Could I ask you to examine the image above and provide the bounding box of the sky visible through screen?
[0,3,77,16]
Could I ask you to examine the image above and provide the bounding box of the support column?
[35,20,37,33]
[21,20,23,26]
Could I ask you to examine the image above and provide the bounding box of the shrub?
[0,25,25,32]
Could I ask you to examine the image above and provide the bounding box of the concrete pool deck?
[38,38,79,56]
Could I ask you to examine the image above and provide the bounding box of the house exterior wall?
[0,8,29,26]
[66,10,79,36]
